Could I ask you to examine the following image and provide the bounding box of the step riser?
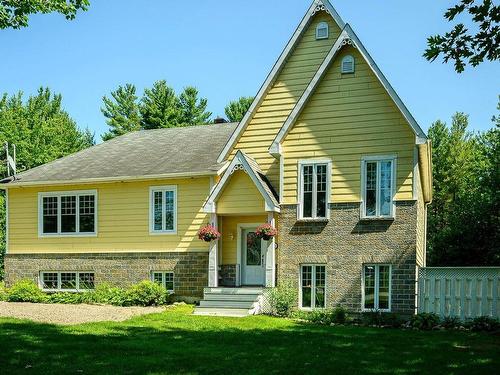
[203,294,260,302]
[204,288,264,295]
[193,307,250,317]
[199,301,256,309]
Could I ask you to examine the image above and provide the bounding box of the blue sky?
[0,0,498,139]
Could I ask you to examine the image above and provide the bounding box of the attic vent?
[341,55,355,74]
[315,22,329,40]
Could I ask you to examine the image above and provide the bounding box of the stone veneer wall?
[4,252,208,299]
[219,264,237,287]
[277,201,418,315]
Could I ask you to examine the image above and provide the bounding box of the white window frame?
[149,185,177,234]
[39,271,95,292]
[360,155,397,219]
[361,264,392,312]
[297,159,332,220]
[341,55,355,74]
[38,190,98,237]
[299,264,327,310]
[151,271,175,293]
[315,21,329,40]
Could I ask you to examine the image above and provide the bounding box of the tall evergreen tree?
[178,86,212,126]
[225,96,254,122]
[140,80,179,129]
[101,84,141,141]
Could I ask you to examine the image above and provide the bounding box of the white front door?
[241,228,266,286]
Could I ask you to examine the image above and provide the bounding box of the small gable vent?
[315,22,329,40]
[341,55,355,74]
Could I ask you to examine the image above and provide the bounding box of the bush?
[125,280,168,306]
[7,279,48,303]
[442,316,461,329]
[267,282,297,317]
[409,313,441,330]
[465,316,499,332]
[361,311,402,327]
[0,282,7,301]
[91,283,129,306]
[48,292,89,304]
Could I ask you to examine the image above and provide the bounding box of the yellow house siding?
[8,177,211,253]
[230,12,341,190]
[216,171,265,215]
[282,46,416,204]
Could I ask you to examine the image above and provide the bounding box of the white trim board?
[217,0,345,163]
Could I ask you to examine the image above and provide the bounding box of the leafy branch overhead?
[424,0,499,72]
[0,0,89,29]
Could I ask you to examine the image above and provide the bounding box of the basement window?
[300,265,326,309]
[152,271,174,292]
[40,271,95,292]
[316,22,329,40]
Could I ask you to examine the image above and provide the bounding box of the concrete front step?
[204,287,264,295]
[193,307,251,317]
[193,287,265,317]
[203,293,260,302]
[199,300,255,309]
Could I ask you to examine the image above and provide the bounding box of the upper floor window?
[316,21,329,40]
[150,186,177,234]
[361,156,396,218]
[299,160,331,219]
[39,190,97,236]
[341,55,355,73]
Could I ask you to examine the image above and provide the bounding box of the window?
[152,271,174,292]
[150,186,177,233]
[361,157,396,218]
[300,265,326,309]
[39,191,97,236]
[341,55,355,73]
[299,161,331,219]
[316,21,329,40]
[40,271,95,291]
[363,265,391,311]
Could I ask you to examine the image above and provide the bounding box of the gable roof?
[269,24,427,155]
[217,0,345,163]
[203,150,280,213]
[2,122,237,187]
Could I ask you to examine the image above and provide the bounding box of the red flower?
[255,223,277,240]
[198,224,221,242]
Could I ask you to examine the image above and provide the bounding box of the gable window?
[40,271,95,291]
[39,191,97,236]
[150,186,177,234]
[341,55,355,73]
[152,271,174,292]
[316,21,329,40]
[362,265,391,311]
[299,161,331,219]
[300,264,326,309]
[361,156,396,218]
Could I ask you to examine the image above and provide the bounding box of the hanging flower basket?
[255,223,277,241]
[197,224,221,242]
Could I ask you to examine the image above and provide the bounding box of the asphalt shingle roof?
[3,122,238,185]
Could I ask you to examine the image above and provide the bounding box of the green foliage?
[409,313,441,330]
[427,109,500,266]
[465,316,500,332]
[0,281,7,301]
[125,280,168,307]
[424,0,499,72]
[300,307,348,325]
[101,84,141,141]
[48,292,94,304]
[0,0,89,29]
[91,282,129,306]
[361,311,402,327]
[7,280,48,303]
[267,282,297,317]
[140,80,180,130]
[224,96,254,122]
[178,86,212,126]
[442,316,462,329]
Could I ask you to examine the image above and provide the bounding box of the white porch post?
[265,212,276,287]
[208,213,218,287]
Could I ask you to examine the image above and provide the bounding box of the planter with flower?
[197,224,221,242]
[255,223,277,241]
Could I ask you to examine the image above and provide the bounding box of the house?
[1,0,432,316]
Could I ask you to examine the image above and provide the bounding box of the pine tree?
[178,86,212,126]
[140,80,180,129]
[225,96,254,122]
[101,84,141,141]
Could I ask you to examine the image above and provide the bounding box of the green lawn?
[0,305,498,374]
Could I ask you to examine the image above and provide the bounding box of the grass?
[0,304,498,374]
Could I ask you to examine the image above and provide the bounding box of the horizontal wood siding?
[8,178,211,253]
[282,46,416,203]
[230,12,341,190]
[216,171,265,215]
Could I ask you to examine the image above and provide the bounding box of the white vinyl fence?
[418,267,500,319]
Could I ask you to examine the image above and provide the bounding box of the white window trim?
[315,21,329,40]
[149,185,177,235]
[39,271,95,292]
[151,271,175,293]
[299,264,327,310]
[360,155,397,220]
[38,190,98,237]
[361,264,392,312]
[297,159,332,220]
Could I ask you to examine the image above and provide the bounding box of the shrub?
[442,316,461,329]
[125,280,168,306]
[331,306,347,324]
[409,313,441,330]
[91,282,128,306]
[361,311,402,327]
[0,282,7,301]
[267,282,297,317]
[7,279,48,303]
[48,292,87,304]
[465,316,499,332]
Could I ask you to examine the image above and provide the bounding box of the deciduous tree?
[224,96,254,122]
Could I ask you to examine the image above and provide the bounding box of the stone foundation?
[277,201,418,315]
[4,251,208,299]
[219,264,237,286]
